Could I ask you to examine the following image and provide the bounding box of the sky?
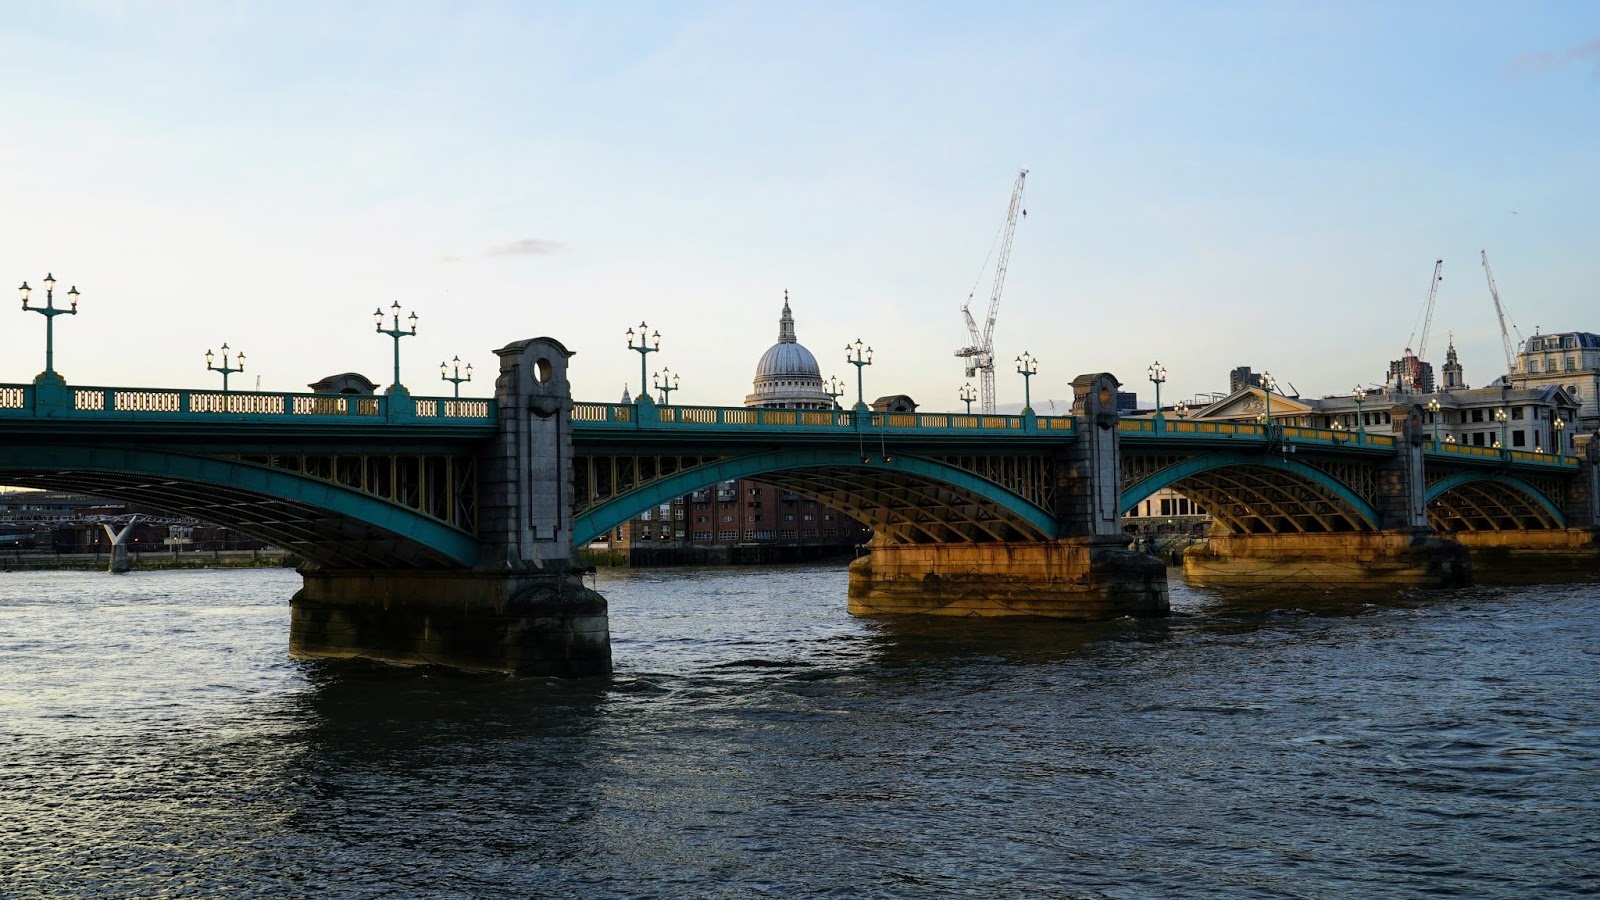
[1,1,1596,412]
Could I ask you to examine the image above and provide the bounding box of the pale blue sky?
[2,2,1596,410]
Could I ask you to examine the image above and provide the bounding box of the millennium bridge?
[3,338,1596,675]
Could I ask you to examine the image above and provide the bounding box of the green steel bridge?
[0,378,1586,570]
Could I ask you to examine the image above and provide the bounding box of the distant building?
[1513,330,1600,434]
[1186,348,1581,454]
[1385,350,1436,394]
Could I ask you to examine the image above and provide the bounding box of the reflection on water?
[1,565,1596,897]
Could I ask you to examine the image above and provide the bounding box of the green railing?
[569,402,1077,435]
[1120,417,1396,448]
[0,382,495,425]
[1426,440,1578,468]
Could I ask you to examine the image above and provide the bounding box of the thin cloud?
[1504,36,1600,75]
[485,238,566,258]
[434,253,465,264]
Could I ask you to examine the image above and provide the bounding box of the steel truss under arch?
[0,443,480,568]
[1121,452,1382,534]
[1425,472,1565,532]
[570,448,1059,547]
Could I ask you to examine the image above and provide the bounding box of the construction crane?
[1481,249,1524,377]
[956,167,1027,414]
[1400,259,1444,392]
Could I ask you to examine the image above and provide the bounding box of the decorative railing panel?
[0,382,491,426]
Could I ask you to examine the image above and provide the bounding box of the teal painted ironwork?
[374,302,418,393]
[440,356,472,398]
[1119,451,1383,528]
[569,401,1076,437]
[625,322,660,403]
[19,274,79,381]
[0,443,481,565]
[205,343,245,393]
[572,448,1060,546]
[1424,471,1566,525]
[0,381,495,426]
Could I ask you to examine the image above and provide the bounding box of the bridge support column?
[289,336,611,676]
[1183,531,1471,589]
[290,570,608,675]
[849,373,1168,619]
[848,538,1166,618]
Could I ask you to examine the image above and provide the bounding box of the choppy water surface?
[1,565,1596,898]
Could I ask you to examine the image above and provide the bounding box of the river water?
[0,564,1596,898]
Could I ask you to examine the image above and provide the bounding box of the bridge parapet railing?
[1426,441,1579,469]
[0,382,495,426]
[571,401,1076,435]
[1121,417,1398,449]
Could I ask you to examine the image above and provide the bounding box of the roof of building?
[1522,332,1600,353]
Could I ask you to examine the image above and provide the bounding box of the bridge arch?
[0,443,480,568]
[572,448,1059,546]
[1121,452,1381,533]
[1425,472,1564,532]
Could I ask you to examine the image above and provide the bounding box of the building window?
[1512,407,1524,420]
[1471,409,1484,423]
[1568,356,1577,371]
[721,514,734,523]
[718,530,737,541]
[1531,359,1541,373]
[1513,431,1527,447]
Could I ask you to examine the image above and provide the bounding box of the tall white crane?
[1481,249,1524,377]
[956,168,1028,414]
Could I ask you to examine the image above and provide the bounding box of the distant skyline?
[2,2,1596,411]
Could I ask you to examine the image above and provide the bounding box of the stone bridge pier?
[1184,403,1472,589]
[847,373,1169,620]
[290,337,611,676]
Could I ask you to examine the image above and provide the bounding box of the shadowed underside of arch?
[1122,454,1380,534]
[1426,472,1564,532]
[572,449,1058,546]
[0,444,480,568]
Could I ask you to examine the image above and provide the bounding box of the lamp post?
[1351,387,1365,445]
[374,302,418,392]
[205,343,245,393]
[1426,397,1441,445]
[625,321,660,404]
[1016,352,1037,414]
[824,375,845,409]
[959,382,977,414]
[1175,401,1189,420]
[653,367,679,405]
[1494,407,1508,453]
[1260,371,1277,438]
[1554,416,1566,455]
[19,274,79,381]
[1148,360,1167,426]
[440,356,472,398]
[845,339,873,411]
